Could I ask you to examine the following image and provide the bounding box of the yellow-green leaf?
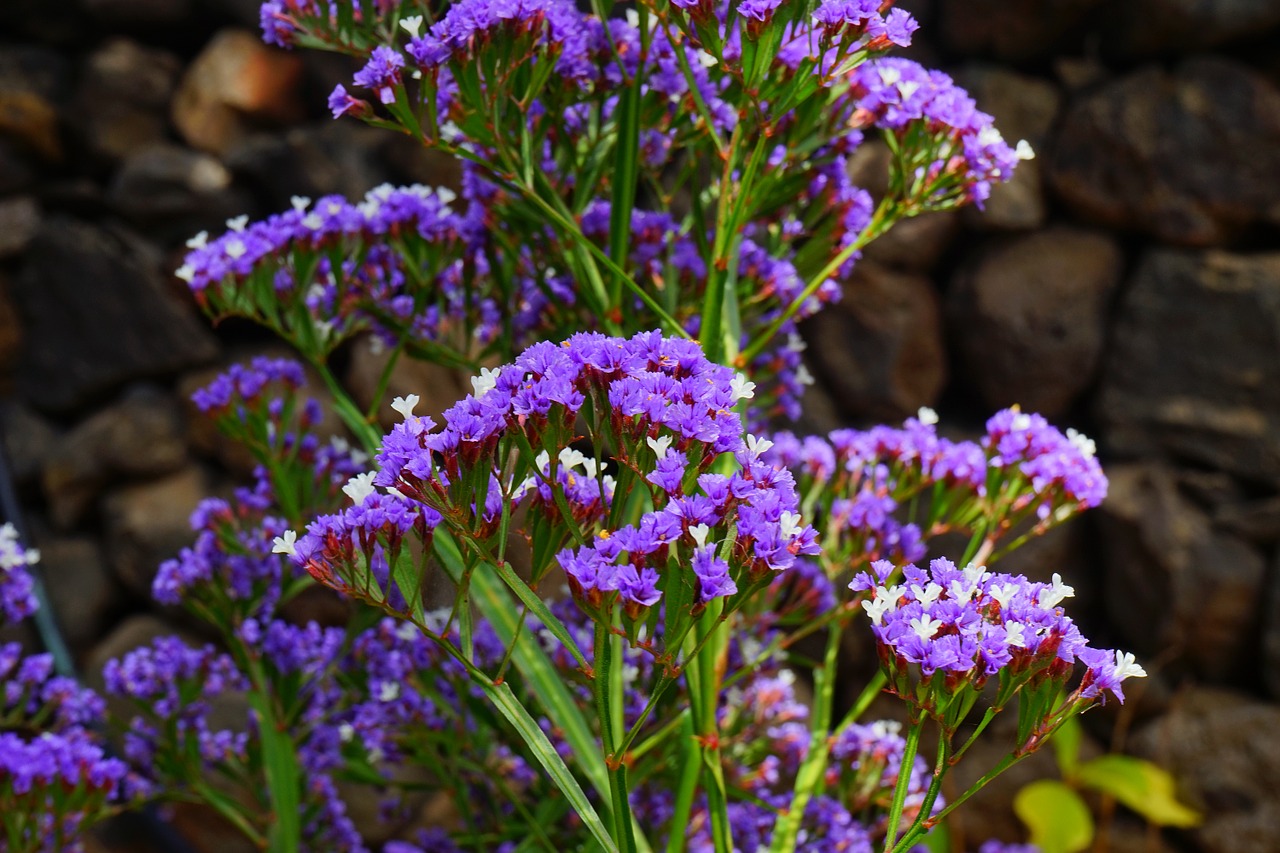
[1014,780,1094,853]
[1076,755,1202,828]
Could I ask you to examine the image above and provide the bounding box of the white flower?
[1015,139,1036,161]
[435,186,457,205]
[1005,622,1027,648]
[909,614,944,641]
[271,530,298,557]
[1040,573,1075,609]
[225,214,249,232]
[1112,651,1147,681]
[646,434,673,460]
[471,366,500,397]
[534,450,551,472]
[582,458,599,478]
[1011,412,1033,431]
[343,472,377,505]
[302,213,324,230]
[175,264,195,283]
[730,373,756,402]
[224,239,246,259]
[689,523,710,549]
[861,595,893,625]
[423,607,452,636]
[338,724,355,742]
[390,394,419,420]
[988,582,1019,610]
[395,621,419,641]
[378,682,400,702]
[916,406,939,426]
[745,434,774,457]
[786,332,807,353]
[779,510,802,540]
[696,49,717,68]
[185,231,208,250]
[911,582,943,607]
[897,80,921,100]
[795,364,815,386]
[1066,427,1096,459]
[399,14,423,37]
[290,195,311,212]
[558,447,587,470]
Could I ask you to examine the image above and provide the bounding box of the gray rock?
[1096,249,1280,483]
[948,227,1123,418]
[0,196,40,259]
[1100,0,1280,58]
[1131,688,1280,853]
[1097,464,1266,685]
[803,261,946,422]
[103,466,209,598]
[35,536,122,651]
[11,218,219,413]
[74,39,181,165]
[107,143,250,240]
[1050,59,1280,246]
[42,387,189,528]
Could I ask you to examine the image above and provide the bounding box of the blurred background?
[1,0,1279,849]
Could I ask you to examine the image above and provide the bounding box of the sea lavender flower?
[0,522,39,626]
[352,46,405,105]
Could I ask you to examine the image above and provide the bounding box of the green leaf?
[1076,755,1202,828]
[1052,715,1083,777]
[247,690,302,852]
[1013,780,1093,853]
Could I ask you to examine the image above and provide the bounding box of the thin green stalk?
[666,713,702,853]
[596,621,639,853]
[308,356,383,455]
[882,719,923,852]
[889,733,951,853]
[892,753,1023,851]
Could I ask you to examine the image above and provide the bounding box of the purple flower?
[352,46,405,105]
[0,523,39,627]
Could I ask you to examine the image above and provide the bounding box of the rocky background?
[2,0,1280,850]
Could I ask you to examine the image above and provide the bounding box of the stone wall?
[2,0,1280,849]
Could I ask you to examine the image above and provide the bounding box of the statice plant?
[3,0,1153,851]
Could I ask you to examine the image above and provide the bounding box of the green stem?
[882,719,923,852]
[889,733,951,853]
[596,620,639,852]
[893,753,1023,851]
[308,356,383,455]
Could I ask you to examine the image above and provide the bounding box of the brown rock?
[346,337,472,431]
[948,227,1123,417]
[1100,0,1280,58]
[1050,59,1280,246]
[862,210,959,273]
[75,39,180,164]
[953,67,1062,231]
[172,29,304,156]
[0,196,40,258]
[938,0,1103,62]
[103,466,209,598]
[0,274,21,377]
[11,218,219,413]
[1131,688,1280,853]
[83,0,195,27]
[35,535,121,650]
[802,261,946,422]
[108,143,250,240]
[0,401,58,486]
[1097,464,1266,685]
[43,387,189,528]
[1095,250,1280,483]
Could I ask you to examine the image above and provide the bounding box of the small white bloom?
[390,394,419,420]
[689,523,710,549]
[290,195,311,212]
[696,49,717,68]
[602,474,617,493]
[909,614,944,641]
[338,724,355,742]
[271,530,298,557]
[897,80,921,100]
[621,663,640,683]
[582,458,599,478]
[876,66,901,87]
[343,472,377,505]
[395,621,419,641]
[378,682,400,702]
[1015,139,1036,161]
[399,14,423,37]
[224,239,246,260]
[911,582,943,607]
[745,433,774,457]
[185,231,209,250]
[423,608,452,636]
[988,582,1019,610]
[226,215,249,232]
[730,373,756,401]
[861,595,892,624]
[779,510,802,540]
[916,406,939,426]
[1066,427,1096,459]
[302,213,324,230]
[534,450,551,472]
[175,264,196,283]
[625,8,639,28]
[646,434,673,460]
[435,186,457,205]
[1113,651,1147,681]
[471,366,501,397]
[795,364,815,386]
[1005,622,1027,649]
[978,126,1005,148]
[786,331,808,353]
[558,447,587,471]
[1011,412,1033,431]
[1040,573,1075,609]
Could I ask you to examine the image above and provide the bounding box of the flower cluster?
[0,522,39,626]
[853,558,1145,729]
